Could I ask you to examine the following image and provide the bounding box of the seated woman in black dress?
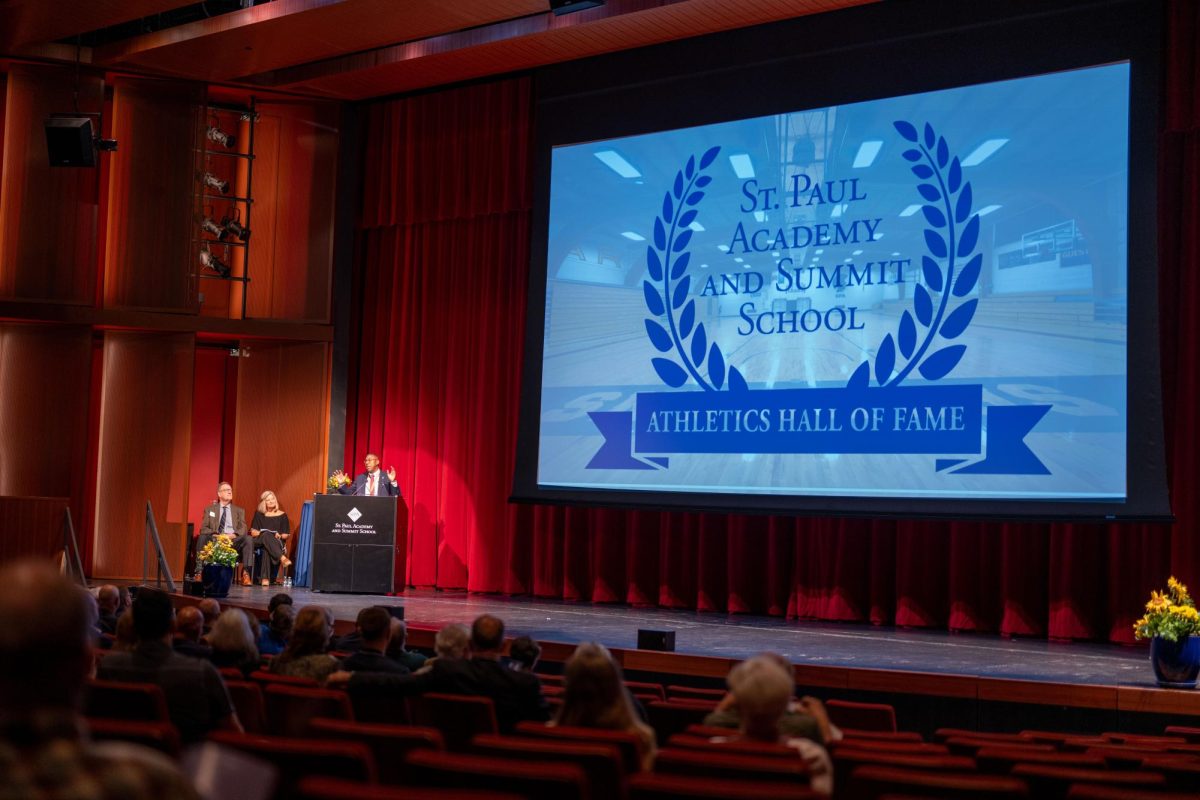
[250,490,292,587]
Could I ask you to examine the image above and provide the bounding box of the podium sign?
[312,495,396,593]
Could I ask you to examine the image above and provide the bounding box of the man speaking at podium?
[333,453,401,498]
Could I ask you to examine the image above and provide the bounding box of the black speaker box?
[637,628,676,652]
[45,117,96,167]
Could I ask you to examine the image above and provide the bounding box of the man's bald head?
[0,560,93,711]
[97,585,120,614]
[471,614,505,654]
[198,598,221,627]
[175,606,204,642]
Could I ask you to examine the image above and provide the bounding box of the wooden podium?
[311,494,400,594]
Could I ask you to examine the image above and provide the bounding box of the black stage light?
[206,124,236,150]
[199,216,225,238]
[221,214,250,242]
[199,246,231,279]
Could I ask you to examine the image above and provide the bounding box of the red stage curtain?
[348,2,1200,643]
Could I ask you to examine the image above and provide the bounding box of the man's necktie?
[367,474,375,496]
[218,506,228,534]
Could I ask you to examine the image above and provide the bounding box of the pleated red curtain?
[347,2,1200,643]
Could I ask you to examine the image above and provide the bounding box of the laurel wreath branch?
[642,147,748,393]
[847,120,982,390]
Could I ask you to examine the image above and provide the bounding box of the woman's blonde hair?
[208,609,259,661]
[257,490,283,515]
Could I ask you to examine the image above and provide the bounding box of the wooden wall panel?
[103,79,201,313]
[0,66,102,304]
[0,496,70,565]
[0,324,93,524]
[232,341,330,547]
[245,103,337,323]
[93,332,193,579]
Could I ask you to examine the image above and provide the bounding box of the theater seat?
[826,700,897,733]
[225,680,266,734]
[847,765,1029,799]
[1067,783,1200,800]
[309,719,444,785]
[298,776,523,800]
[653,747,811,784]
[86,718,181,757]
[250,669,319,687]
[1010,764,1165,799]
[404,749,588,800]
[628,772,822,799]
[84,679,170,722]
[624,681,666,701]
[645,700,718,742]
[409,693,497,751]
[514,721,643,774]
[470,733,625,800]
[209,731,376,798]
[263,684,354,737]
[666,686,726,702]
[973,746,1104,774]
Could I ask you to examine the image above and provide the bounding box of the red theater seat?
[470,733,625,800]
[628,773,822,799]
[830,739,950,756]
[645,700,718,742]
[1067,784,1200,800]
[209,731,376,796]
[666,685,726,702]
[654,747,810,784]
[1164,725,1200,744]
[84,679,170,722]
[943,736,1054,757]
[1140,756,1200,792]
[973,746,1104,773]
[515,721,644,774]
[251,669,319,687]
[665,734,802,760]
[263,684,354,737]
[624,681,666,701]
[403,749,588,800]
[1010,764,1165,798]
[826,700,897,733]
[225,679,266,734]
[409,694,498,751]
[937,728,1033,744]
[299,776,523,800]
[86,718,181,756]
[219,667,244,681]
[309,719,444,785]
[847,765,1029,799]
[832,750,975,792]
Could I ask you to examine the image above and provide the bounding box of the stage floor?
[214,586,1152,688]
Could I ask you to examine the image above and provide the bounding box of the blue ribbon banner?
[586,385,1051,476]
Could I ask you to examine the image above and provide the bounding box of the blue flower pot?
[1150,635,1200,688]
[201,564,234,598]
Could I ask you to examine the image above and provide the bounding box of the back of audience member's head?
[209,609,259,660]
[97,584,120,614]
[0,560,94,713]
[118,586,133,615]
[386,618,408,657]
[114,610,137,651]
[558,642,638,731]
[508,636,541,671]
[727,655,794,740]
[269,604,295,640]
[279,605,333,662]
[132,587,174,641]
[268,593,293,615]
[434,622,470,659]
[175,606,205,642]
[471,614,504,654]
[357,606,392,648]
[198,598,221,629]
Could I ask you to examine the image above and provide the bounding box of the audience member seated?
[97,587,241,743]
[197,598,221,638]
[338,614,549,733]
[0,560,197,799]
[553,642,657,770]
[341,607,408,674]
[502,635,542,673]
[208,609,261,677]
[259,603,295,657]
[703,652,839,745]
[386,618,427,672]
[172,606,213,660]
[333,606,383,654]
[412,622,469,674]
[269,605,339,682]
[96,584,121,635]
[113,611,137,652]
[714,655,833,795]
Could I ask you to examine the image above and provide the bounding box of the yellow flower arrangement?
[1135,576,1200,643]
[196,536,239,568]
[327,472,351,491]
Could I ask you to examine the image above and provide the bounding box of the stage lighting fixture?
[44,115,118,167]
[199,216,224,237]
[220,214,250,242]
[238,110,260,123]
[199,246,231,279]
[206,124,237,150]
[636,629,676,652]
[201,171,229,194]
[550,0,604,14]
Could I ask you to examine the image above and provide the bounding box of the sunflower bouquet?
[196,536,239,568]
[327,471,351,492]
[1134,577,1200,643]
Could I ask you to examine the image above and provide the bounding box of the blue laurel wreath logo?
[847,120,981,390]
[642,146,748,393]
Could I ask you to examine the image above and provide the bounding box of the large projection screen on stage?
[514,1,1170,521]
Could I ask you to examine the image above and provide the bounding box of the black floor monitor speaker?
[637,628,676,652]
[45,117,96,167]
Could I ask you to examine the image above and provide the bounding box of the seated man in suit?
[336,614,547,732]
[332,453,401,498]
[195,482,254,586]
[340,606,408,674]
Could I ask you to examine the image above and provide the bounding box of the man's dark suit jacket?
[349,656,547,732]
[341,648,409,675]
[196,502,248,551]
[338,472,401,498]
